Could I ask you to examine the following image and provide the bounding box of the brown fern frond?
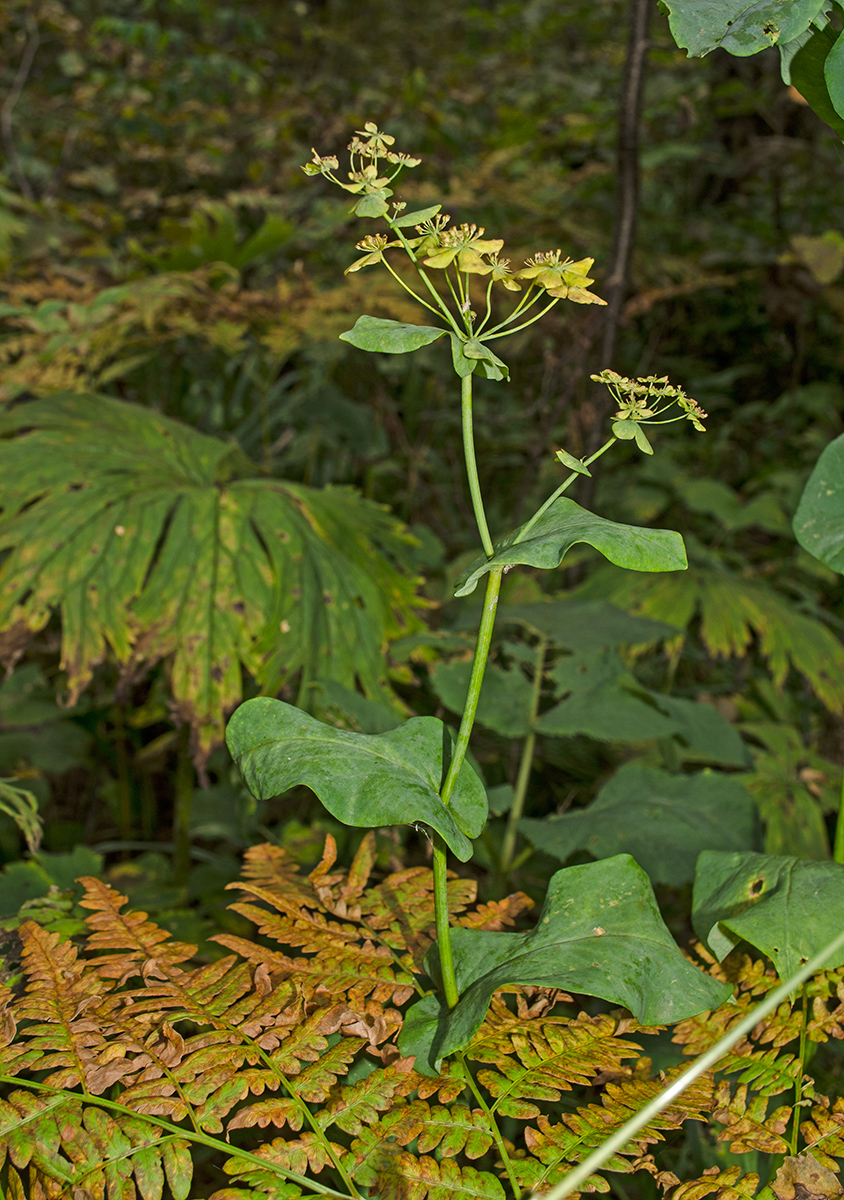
[521,1071,714,1190]
[317,1057,417,1135]
[800,1097,844,1168]
[456,892,534,930]
[375,1152,507,1200]
[382,1099,495,1159]
[712,1080,791,1153]
[79,876,196,983]
[470,1007,645,1120]
[662,1164,761,1200]
[237,840,318,904]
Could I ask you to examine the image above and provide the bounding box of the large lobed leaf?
[0,394,421,769]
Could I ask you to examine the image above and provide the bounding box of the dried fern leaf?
[800,1097,844,1168]
[712,1080,791,1154]
[663,1164,761,1200]
[371,1150,506,1200]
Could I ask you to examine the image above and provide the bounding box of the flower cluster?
[592,369,708,436]
[517,250,606,305]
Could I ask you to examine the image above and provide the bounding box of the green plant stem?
[537,924,844,1200]
[457,1052,522,1198]
[172,725,194,887]
[389,224,463,334]
[461,373,494,557]
[484,297,559,339]
[1,1077,354,1199]
[435,566,504,1008]
[499,635,547,877]
[514,437,617,546]
[381,256,443,318]
[834,768,844,863]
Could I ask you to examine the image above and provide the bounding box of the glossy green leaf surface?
[226,698,487,860]
[0,395,420,768]
[662,0,825,57]
[339,315,448,354]
[693,850,844,979]
[793,432,844,573]
[521,765,760,886]
[454,499,687,597]
[399,855,731,1071]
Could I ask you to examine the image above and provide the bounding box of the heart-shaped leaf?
[227,697,487,861]
[794,432,844,574]
[661,0,825,57]
[340,315,448,354]
[399,854,731,1072]
[454,498,687,597]
[521,765,760,886]
[693,850,844,979]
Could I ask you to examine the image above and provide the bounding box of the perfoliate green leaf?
[0,394,421,769]
[633,423,654,455]
[521,764,760,886]
[399,855,731,1071]
[662,0,826,57]
[449,335,477,378]
[794,433,844,573]
[226,698,487,861]
[555,448,591,476]
[353,192,390,218]
[391,204,442,228]
[340,315,448,354]
[693,850,844,979]
[454,498,687,598]
[461,339,509,381]
[612,418,637,440]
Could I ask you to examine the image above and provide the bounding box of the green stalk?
[435,566,504,1008]
[514,436,617,546]
[461,373,494,557]
[499,635,547,877]
[458,1052,522,1198]
[834,768,844,863]
[789,986,810,1155]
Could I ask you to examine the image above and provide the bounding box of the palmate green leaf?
[794,433,844,573]
[339,314,447,354]
[693,850,844,979]
[520,764,760,887]
[454,498,687,598]
[399,855,731,1072]
[226,697,487,861]
[576,565,844,712]
[661,0,826,57]
[0,394,420,769]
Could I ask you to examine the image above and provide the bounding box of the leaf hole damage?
[749,877,764,897]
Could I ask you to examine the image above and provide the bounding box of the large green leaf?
[497,599,680,649]
[520,765,760,886]
[661,0,826,57]
[399,855,731,1072]
[780,17,844,138]
[431,660,536,738]
[794,433,844,574]
[339,315,448,354]
[226,697,487,861]
[0,394,421,768]
[454,499,687,598]
[693,850,844,979]
[537,646,680,741]
[646,692,750,766]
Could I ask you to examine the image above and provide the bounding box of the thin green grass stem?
[536,924,844,1200]
[499,635,547,877]
[457,1052,521,1197]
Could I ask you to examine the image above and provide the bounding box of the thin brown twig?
[1,16,40,201]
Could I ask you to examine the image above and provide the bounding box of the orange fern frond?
[712,1080,791,1154]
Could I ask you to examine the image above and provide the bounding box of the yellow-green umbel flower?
[422,223,504,274]
[517,251,606,304]
[487,255,522,291]
[344,234,401,274]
